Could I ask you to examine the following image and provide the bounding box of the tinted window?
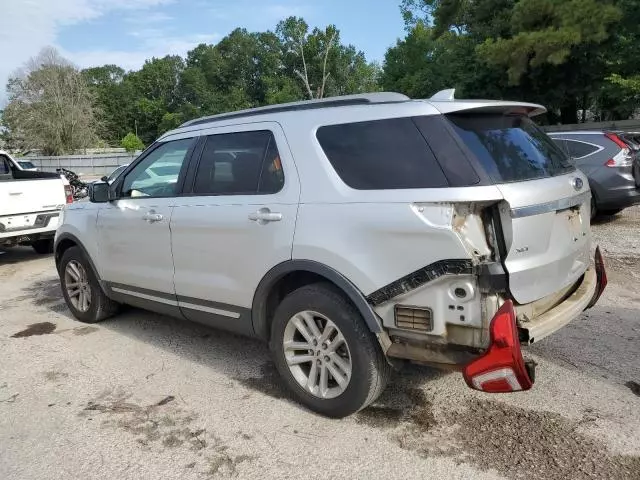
[316,118,448,189]
[122,138,194,198]
[18,161,35,169]
[447,114,574,183]
[193,130,284,195]
[565,140,599,158]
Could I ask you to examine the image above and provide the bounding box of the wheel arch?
[54,233,103,284]
[251,260,383,342]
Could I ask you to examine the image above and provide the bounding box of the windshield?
[447,114,574,183]
[18,161,35,169]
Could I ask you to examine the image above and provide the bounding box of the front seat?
[231,153,262,193]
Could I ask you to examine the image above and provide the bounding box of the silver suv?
[54,91,607,417]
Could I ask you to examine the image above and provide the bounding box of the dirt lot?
[1,209,639,480]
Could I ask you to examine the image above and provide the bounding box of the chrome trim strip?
[178,301,240,319]
[510,191,591,218]
[111,287,178,306]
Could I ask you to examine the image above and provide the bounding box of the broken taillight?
[586,246,607,309]
[64,185,73,204]
[463,300,533,393]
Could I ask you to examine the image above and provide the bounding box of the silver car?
[55,91,607,417]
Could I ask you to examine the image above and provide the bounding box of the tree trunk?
[560,99,578,124]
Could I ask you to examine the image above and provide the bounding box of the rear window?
[316,118,448,189]
[447,114,574,183]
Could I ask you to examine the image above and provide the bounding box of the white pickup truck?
[0,150,72,253]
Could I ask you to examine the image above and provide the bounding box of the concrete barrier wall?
[543,119,640,133]
[26,152,139,176]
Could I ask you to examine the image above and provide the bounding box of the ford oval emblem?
[572,177,584,191]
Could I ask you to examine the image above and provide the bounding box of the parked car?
[548,131,640,216]
[1,151,72,253]
[54,91,606,417]
[100,164,129,184]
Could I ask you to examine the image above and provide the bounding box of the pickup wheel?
[31,239,54,254]
[270,283,391,418]
[59,246,119,323]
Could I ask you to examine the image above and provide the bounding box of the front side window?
[192,130,284,195]
[121,138,194,198]
[447,114,574,183]
[316,118,448,190]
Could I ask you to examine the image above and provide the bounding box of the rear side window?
[316,118,448,189]
[564,140,599,159]
[447,114,574,183]
[192,130,284,195]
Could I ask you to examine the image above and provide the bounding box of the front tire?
[270,283,390,418]
[58,246,119,323]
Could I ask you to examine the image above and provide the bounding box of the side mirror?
[100,175,108,182]
[89,182,110,203]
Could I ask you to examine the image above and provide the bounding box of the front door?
[170,123,299,334]
[96,137,196,299]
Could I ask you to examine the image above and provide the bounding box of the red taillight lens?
[605,132,629,149]
[586,246,607,309]
[64,185,73,204]
[463,300,533,393]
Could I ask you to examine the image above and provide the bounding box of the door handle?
[143,210,164,223]
[248,208,282,224]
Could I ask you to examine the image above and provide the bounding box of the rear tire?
[599,208,623,216]
[31,239,54,254]
[58,246,119,323]
[270,282,391,418]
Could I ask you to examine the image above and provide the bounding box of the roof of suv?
[164,90,546,139]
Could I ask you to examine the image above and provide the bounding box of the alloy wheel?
[282,310,352,399]
[64,260,91,312]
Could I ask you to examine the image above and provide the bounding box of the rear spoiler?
[427,89,547,118]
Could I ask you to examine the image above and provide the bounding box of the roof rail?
[180,92,410,127]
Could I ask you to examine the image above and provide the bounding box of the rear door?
[170,123,299,334]
[446,113,591,305]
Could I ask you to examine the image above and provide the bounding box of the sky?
[0,0,407,105]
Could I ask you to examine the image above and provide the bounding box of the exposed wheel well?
[55,238,77,269]
[253,262,388,343]
[262,271,331,338]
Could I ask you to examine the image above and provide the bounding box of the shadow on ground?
[0,246,52,265]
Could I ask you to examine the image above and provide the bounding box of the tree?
[276,17,379,99]
[394,0,634,124]
[121,132,144,154]
[82,65,132,143]
[3,47,99,154]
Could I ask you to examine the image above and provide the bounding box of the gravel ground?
[0,207,639,480]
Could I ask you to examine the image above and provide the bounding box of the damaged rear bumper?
[516,247,606,345]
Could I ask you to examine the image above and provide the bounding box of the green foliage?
[121,132,144,153]
[393,0,640,124]
[74,17,379,146]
